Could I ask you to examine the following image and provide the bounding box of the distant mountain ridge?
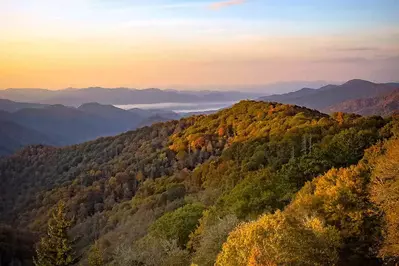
[0,87,261,106]
[0,99,48,112]
[10,105,126,145]
[327,89,399,116]
[0,120,55,156]
[1,79,397,156]
[259,79,398,111]
[0,100,183,156]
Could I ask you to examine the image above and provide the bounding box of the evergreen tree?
[34,201,74,266]
[88,241,104,266]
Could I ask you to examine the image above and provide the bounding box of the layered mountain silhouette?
[0,98,47,112]
[327,89,399,116]
[1,79,398,156]
[0,101,181,156]
[0,88,261,106]
[259,79,399,111]
[0,120,55,156]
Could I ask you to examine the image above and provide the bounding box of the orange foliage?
[218,127,225,137]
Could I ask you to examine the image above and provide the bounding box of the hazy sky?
[1,0,398,89]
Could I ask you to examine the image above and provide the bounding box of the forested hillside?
[0,101,398,266]
[259,79,398,111]
[327,89,399,116]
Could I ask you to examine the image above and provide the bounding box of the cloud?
[209,0,246,10]
[331,47,380,52]
[310,57,371,64]
[309,55,399,64]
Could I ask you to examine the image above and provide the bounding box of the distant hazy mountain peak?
[259,79,398,110]
[78,102,114,108]
[343,79,375,86]
[47,104,75,110]
[0,87,263,106]
[299,87,315,91]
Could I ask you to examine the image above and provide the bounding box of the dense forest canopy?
[0,100,398,266]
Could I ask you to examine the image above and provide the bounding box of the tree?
[88,241,104,266]
[370,139,399,262]
[287,164,379,264]
[34,201,74,266]
[191,215,239,266]
[216,211,341,266]
[111,236,190,266]
[150,203,205,248]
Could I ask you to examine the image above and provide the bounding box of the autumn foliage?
[0,101,398,265]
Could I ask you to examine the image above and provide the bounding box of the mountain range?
[259,79,399,113]
[327,89,399,116]
[0,101,180,156]
[1,79,398,156]
[0,88,262,106]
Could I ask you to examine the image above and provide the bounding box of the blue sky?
[2,0,398,38]
[0,0,398,89]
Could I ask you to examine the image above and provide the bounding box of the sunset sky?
[1,0,398,90]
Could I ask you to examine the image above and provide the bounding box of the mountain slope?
[260,87,317,103]
[217,137,399,265]
[0,101,183,156]
[78,102,145,130]
[10,105,121,145]
[260,79,397,110]
[327,89,399,115]
[0,120,55,156]
[128,108,180,120]
[0,100,395,265]
[0,98,47,112]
